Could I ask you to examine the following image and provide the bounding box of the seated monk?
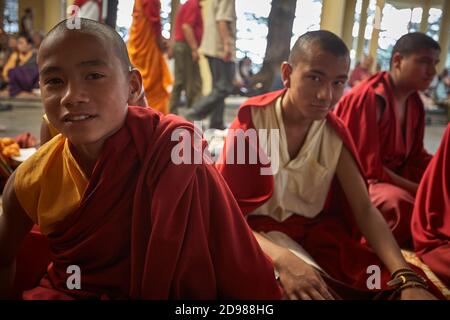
[411,124,450,288]
[334,33,441,247]
[1,35,39,98]
[216,31,442,300]
[0,19,281,300]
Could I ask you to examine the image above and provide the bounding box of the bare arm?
[216,20,232,62]
[336,146,435,299]
[0,172,34,297]
[337,146,408,272]
[252,231,334,300]
[384,167,418,195]
[181,23,200,62]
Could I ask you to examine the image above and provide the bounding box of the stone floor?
[1,96,448,153]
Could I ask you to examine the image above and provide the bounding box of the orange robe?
[411,124,450,287]
[334,72,432,247]
[14,106,281,299]
[128,0,172,114]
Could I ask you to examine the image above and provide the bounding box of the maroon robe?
[334,72,432,246]
[22,106,281,300]
[412,124,450,288]
[216,90,443,299]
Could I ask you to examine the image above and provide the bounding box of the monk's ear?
[391,52,403,70]
[128,69,146,107]
[281,62,292,88]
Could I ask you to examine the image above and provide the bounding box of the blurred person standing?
[348,54,373,87]
[169,0,204,114]
[128,0,173,114]
[185,0,236,130]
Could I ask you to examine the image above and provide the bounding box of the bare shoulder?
[0,172,34,264]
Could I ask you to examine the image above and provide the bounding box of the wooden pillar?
[342,0,357,49]
[0,0,5,30]
[368,0,385,72]
[355,0,370,62]
[200,0,212,95]
[420,0,431,33]
[43,0,64,32]
[320,0,346,37]
[437,0,450,72]
[170,0,180,37]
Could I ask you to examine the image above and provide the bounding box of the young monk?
[216,31,440,300]
[411,124,450,288]
[0,19,281,300]
[334,33,440,247]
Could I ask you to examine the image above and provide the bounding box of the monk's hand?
[275,250,334,300]
[400,287,437,300]
[191,49,199,62]
[222,42,232,62]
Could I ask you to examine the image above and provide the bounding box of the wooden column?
[437,0,450,72]
[320,0,346,37]
[355,0,370,62]
[368,0,385,72]
[342,0,357,49]
[420,0,431,33]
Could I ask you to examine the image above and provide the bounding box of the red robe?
[334,72,432,246]
[411,124,450,287]
[216,90,443,299]
[22,106,281,300]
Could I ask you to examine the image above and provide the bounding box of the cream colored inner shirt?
[250,95,343,221]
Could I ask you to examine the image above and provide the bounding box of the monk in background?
[411,124,450,288]
[128,0,172,114]
[334,33,440,247]
[348,54,373,88]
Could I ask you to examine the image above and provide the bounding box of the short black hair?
[288,30,349,66]
[18,34,33,45]
[42,18,132,72]
[390,32,440,68]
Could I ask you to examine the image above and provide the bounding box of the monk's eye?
[44,78,64,86]
[86,73,105,80]
[308,75,321,82]
[334,80,346,87]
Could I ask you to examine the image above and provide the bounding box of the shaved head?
[289,30,349,67]
[40,18,132,72]
[390,32,440,69]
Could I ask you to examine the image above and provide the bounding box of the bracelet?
[391,268,415,278]
[387,269,428,290]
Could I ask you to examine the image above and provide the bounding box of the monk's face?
[282,46,349,120]
[38,31,137,150]
[393,48,440,91]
